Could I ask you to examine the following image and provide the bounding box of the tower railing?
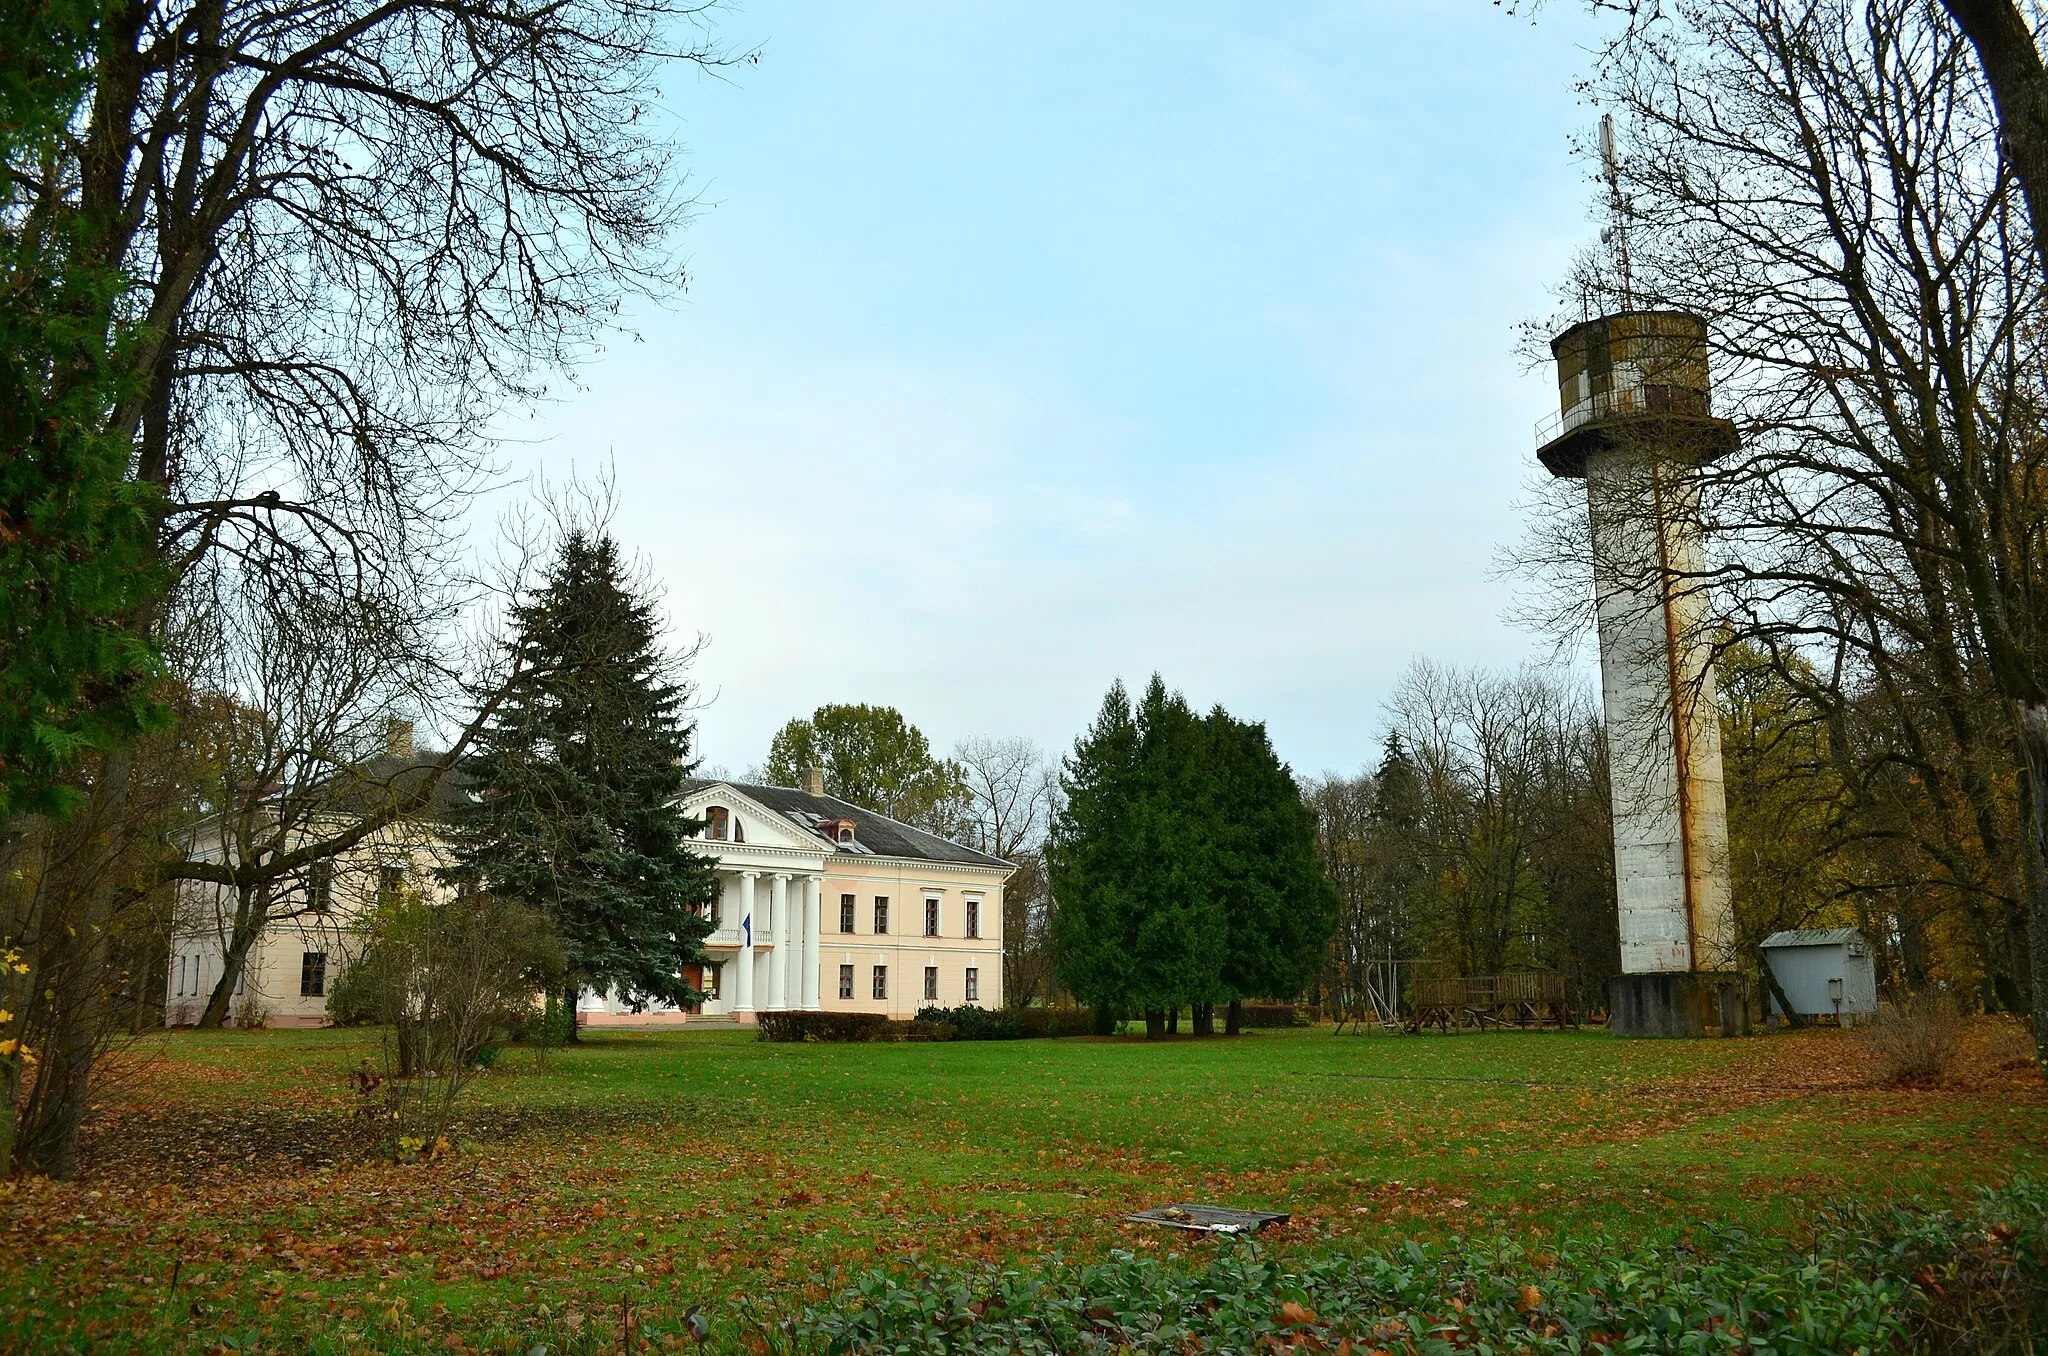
[1534,383,1714,449]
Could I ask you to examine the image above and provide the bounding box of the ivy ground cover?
[3,1022,2043,1351]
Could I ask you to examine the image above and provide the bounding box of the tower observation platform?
[1535,311,1739,479]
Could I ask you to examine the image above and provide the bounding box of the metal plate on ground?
[1129,1204,1289,1234]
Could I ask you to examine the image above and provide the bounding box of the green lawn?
[4,1023,2041,1352]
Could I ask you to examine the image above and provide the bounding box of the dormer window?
[705,806,731,841]
[837,826,853,843]
[818,817,856,844]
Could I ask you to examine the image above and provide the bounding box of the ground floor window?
[705,962,722,999]
[301,951,327,997]
[872,965,887,1000]
[965,967,980,1002]
[923,966,938,1001]
[839,964,854,999]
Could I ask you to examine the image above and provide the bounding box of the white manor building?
[164,740,1012,1027]
[580,775,1011,1024]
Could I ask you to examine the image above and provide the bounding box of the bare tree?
[952,736,1061,1007]
[3,0,738,1176]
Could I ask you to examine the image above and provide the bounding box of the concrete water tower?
[1535,309,1750,1037]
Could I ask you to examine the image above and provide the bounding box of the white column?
[801,875,823,1009]
[768,874,791,1011]
[733,872,757,1014]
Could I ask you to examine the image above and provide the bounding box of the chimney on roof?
[386,718,414,760]
[803,765,824,796]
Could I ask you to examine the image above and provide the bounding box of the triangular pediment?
[678,782,829,853]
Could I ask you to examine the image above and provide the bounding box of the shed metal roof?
[1761,928,1868,949]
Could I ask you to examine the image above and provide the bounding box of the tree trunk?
[1226,999,1244,1035]
[1756,945,1804,1030]
[1167,1006,1178,1035]
[14,745,139,1178]
[1192,1002,1215,1036]
[2016,700,2048,1068]
[198,885,269,1028]
[1940,0,2048,287]
[1143,1008,1166,1040]
[561,981,582,1044]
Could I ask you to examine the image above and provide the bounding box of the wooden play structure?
[1406,971,1579,1033]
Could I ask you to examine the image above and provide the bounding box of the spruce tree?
[1050,675,1338,1038]
[1046,681,1143,1032]
[1206,708,1338,1033]
[442,531,716,1022]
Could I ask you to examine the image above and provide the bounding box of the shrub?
[343,890,567,1160]
[787,1177,2048,1355]
[1987,1014,2038,1071]
[324,955,380,1026]
[1867,990,1964,1085]
[917,1005,1022,1040]
[756,1011,893,1042]
[1233,1002,1309,1029]
[1016,1006,1096,1038]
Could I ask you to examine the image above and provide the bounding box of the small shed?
[1761,928,1879,1025]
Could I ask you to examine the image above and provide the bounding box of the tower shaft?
[1586,447,1734,973]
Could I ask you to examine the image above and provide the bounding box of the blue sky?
[501,2,1615,779]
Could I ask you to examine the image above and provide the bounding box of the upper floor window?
[839,894,856,933]
[308,861,334,914]
[375,864,405,909]
[704,806,730,841]
[873,897,889,934]
[924,898,940,937]
[964,898,980,939]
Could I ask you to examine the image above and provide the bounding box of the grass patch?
[3,1022,2041,1351]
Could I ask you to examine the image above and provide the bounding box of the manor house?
[164,731,1010,1027]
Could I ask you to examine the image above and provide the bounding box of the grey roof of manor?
[1761,928,1868,949]
[683,779,1013,870]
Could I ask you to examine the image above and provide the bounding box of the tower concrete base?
[1609,971,1751,1038]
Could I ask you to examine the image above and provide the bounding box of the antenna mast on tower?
[1599,114,1634,308]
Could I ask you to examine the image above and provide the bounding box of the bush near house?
[916,1004,1022,1040]
[1014,1006,1097,1038]
[754,1011,957,1042]
[756,1011,893,1042]
[791,1177,2048,1355]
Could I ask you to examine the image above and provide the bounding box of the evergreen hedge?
[754,1012,955,1042]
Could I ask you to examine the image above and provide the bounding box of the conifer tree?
[1050,676,1335,1038]
[1206,708,1338,1034]
[442,531,716,1024]
[1046,681,1143,1032]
